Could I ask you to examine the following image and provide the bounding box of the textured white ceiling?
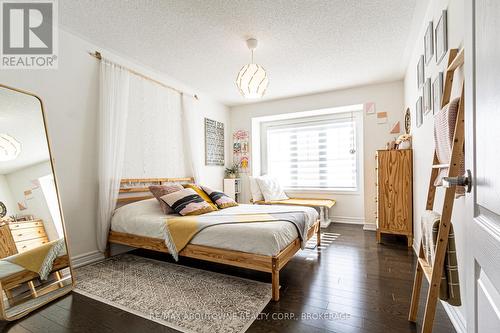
[60,0,417,106]
[0,88,49,174]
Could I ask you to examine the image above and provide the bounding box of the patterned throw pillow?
[183,184,218,210]
[161,188,216,216]
[201,186,238,209]
[149,184,184,214]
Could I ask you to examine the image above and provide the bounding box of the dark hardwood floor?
[0,224,456,333]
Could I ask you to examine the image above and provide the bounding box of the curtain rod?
[89,51,199,100]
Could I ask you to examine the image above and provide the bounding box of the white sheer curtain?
[122,77,186,178]
[181,93,201,182]
[97,59,131,252]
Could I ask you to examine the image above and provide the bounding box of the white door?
[465,1,500,332]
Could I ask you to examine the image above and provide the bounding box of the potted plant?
[225,163,240,179]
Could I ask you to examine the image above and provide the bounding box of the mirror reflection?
[0,86,72,320]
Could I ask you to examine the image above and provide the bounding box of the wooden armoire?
[375,149,413,246]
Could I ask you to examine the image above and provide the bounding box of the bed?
[108,177,321,301]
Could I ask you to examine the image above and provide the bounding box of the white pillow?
[248,176,264,202]
[255,176,289,202]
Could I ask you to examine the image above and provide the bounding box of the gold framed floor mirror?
[0,84,74,321]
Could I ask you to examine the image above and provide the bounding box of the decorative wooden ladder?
[408,48,465,333]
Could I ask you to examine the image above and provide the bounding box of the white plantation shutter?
[266,118,357,190]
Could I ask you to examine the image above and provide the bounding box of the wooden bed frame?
[108,177,321,301]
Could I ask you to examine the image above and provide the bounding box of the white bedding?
[111,199,318,256]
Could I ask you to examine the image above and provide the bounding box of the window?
[262,113,360,191]
[39,174,63,238]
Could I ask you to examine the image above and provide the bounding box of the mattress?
[111,199,318,256]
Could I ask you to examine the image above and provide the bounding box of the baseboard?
[441,302,466,333]
[71,250,105,268]
[362,223,376,231]
[410,238,467,333]
[330,215,365,225]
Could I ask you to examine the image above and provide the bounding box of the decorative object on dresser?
[375,149,413,247]
[396,134,412,150]
[0,219,48,258]
[223,178,241,203]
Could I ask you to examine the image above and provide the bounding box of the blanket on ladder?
[421,210,461,306]
[164,211,309,260]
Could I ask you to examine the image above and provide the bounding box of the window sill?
[284,188,361,196]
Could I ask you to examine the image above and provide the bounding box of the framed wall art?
[233,129,249,172]
[432,72,444,114]
[435,10,448,64]
[205,118,225,166]
[424,21,434,64]
[424,78,432,114]
[416,96,423,128]
[417,55,425,89]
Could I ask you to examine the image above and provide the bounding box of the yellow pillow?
[183,184,218,210]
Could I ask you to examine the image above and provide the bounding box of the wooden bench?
[253,198,336,227]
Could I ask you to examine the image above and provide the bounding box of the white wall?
[1,29,230,261]
[230,81,405,227]
[5,161,59,240]
[403,0,466,329]
[0,174,16,216]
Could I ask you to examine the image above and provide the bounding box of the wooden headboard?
[117,177,195,205]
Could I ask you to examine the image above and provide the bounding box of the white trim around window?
[260,110,363,193]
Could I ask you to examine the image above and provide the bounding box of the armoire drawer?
[16,237,50,253]
[11,226,47,242]
[9,220,44,230]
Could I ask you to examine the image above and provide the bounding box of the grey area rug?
[74,254,271,333]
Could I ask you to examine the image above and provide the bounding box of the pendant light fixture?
[0,133,21,161]
[236,38,269,99]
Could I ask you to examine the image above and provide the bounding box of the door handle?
[442,169,472,193]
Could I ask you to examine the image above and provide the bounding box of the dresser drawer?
[11,226,47,242]
[16,237,50,253]
[9,221,44,230]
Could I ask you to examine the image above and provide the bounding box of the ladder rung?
[447,48,464,72]
[418,258,433,282]
[432,164,450,169]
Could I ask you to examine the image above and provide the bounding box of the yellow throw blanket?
[5,238,65,280]
[164,211,309,260]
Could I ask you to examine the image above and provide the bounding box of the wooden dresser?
[375,149,413,246]
[0,219,49,258]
